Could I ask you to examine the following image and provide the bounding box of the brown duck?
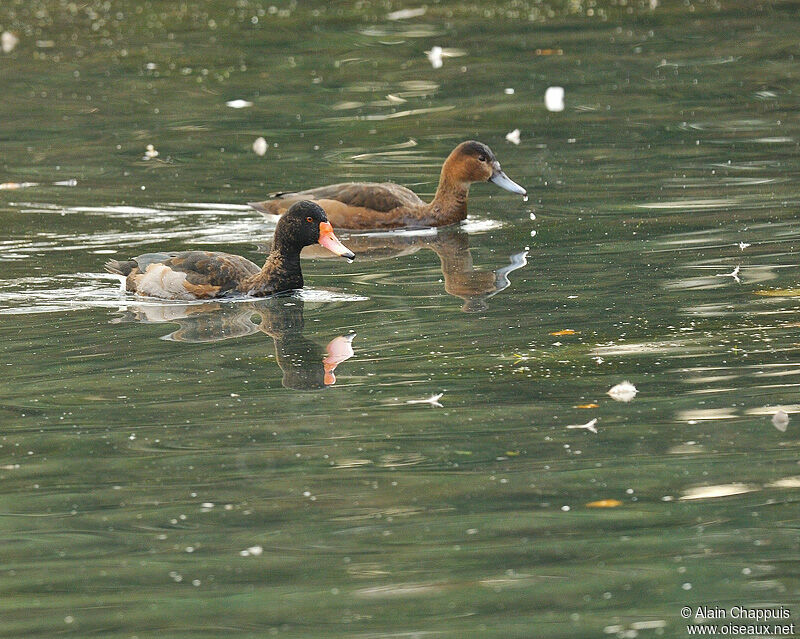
[249,140,527,230]
[104,201,354,299]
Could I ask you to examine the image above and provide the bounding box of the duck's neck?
[427,161,469,225]
[242,243,303,296]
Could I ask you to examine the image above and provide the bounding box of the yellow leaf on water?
[505,451,520,457]
[586,499,623,508]
[575,403,599,409]
[550,329,578,336]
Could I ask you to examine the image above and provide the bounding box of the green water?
[1,1,799,637]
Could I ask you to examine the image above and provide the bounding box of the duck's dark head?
[445,140,527,196]
[276,201,355,259]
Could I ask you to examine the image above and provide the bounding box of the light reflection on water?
[1,0,800,637]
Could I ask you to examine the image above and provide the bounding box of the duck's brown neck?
[427,160,470,226]
[242,246,303,296]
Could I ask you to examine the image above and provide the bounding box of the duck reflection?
[113,299,355,390]
[293,226,528,313]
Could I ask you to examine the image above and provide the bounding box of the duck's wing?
[250,182,424,216]
[105,252,177,276]
[111,251,260,299]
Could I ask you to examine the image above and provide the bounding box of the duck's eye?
[478,154,487,162]
[306,216,313,223]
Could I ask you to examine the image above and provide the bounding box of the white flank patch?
[135,264,196,300]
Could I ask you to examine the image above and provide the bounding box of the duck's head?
[445,140,527,196]
[277,201,355,259]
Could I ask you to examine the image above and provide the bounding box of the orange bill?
[318,222,355,259]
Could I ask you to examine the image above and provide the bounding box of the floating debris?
[575,403,599,409]
[738,241,751,250]
[504,87,515,95]
[680,483,757,500]
[505,128,521,145]
[386,7,427,20]
[385,94,407,104]
[1,31,19,54]
[406,392,444,408]
[252,137,268,156]
[545,86,565,112]
[426,46,444,69]
[715,265,741,283]
[550,329,577,336]
[226,99,253,109]
[143,144,159,160]
[772,410,789,432]
[424,46,464,69]
[607,381,638,402]
[239,545,263,557]
[566,418,598,434]
[536,48,563,56]
[586,499,622,508]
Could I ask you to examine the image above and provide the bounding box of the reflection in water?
[298,226,528,312]
[113,299,355,390]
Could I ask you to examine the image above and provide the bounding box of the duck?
[248,140,527,230]
[104,201,354,300]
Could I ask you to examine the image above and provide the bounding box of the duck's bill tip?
[489,171,527,196]
[318,224,355,260]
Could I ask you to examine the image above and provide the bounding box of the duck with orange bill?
[105,201,354,299]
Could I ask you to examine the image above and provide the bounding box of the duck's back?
[250,182,427,229]
[106,251,260,299]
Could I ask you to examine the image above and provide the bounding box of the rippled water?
[1,1,799,637]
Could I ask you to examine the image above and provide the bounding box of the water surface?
[1,1,799,637]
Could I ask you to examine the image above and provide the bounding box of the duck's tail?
[104,259,137,276]
[248,199,288,215]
